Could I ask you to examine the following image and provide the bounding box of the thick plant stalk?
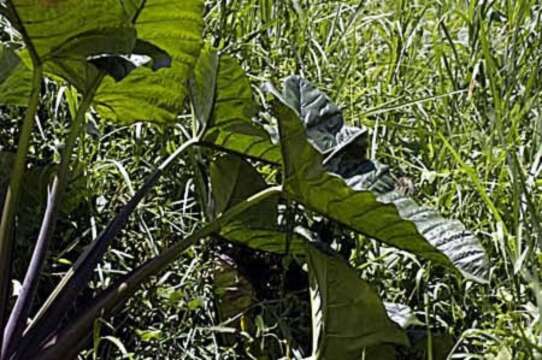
[33,229,211,360]
[1,78,102,360]
[26,186,282,360]
[0,2,43,351]
[0,64,42,345]
[19,138,199,354]
[1,180,58,360]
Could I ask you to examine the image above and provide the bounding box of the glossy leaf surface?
[274,91,489,282]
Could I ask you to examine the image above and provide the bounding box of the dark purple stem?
[16,139,197,357]
[1,179,58,360]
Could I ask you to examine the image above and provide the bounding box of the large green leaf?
[193,49,281,164]
[306,245,408,359]
[43,36,174,92]
[210,154,272,218]
[3,0,137,92]
[273,98,489,283]
[94,0,204,123]
[0,44,32,106]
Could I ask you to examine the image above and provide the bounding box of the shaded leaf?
[214,254,255,336]
[273,99,489,282]
[0,44,32,106]
[209,155,408,359]
[306,245,408,359]
[86,39,172,83]
[0,152,57,258]
[190,44,219,127]
[195,51,281,164]
[132,39,172,71]
[0,43,20,82]
[88,56,135,82]
[94,0,204,123]
[0,152,51,208]
[210,154,304,254]
[363,344,398,360]
[211,154,272,220]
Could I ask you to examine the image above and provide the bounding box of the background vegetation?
[1,0,542,359]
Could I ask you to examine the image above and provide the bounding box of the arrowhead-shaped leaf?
[306,245,408,359]
[273,95,489,283]
[210,154,408,359]
[192,49,281,164]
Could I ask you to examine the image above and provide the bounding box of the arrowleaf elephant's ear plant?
[0,2,489,358]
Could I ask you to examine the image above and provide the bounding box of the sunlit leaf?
[94,0,204,123]
[273,95,489,282]
[282,75,368,159]
[5,1,134,59]
[209,155,408,359]
[4,1,137,92]
[193,50,281,164]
